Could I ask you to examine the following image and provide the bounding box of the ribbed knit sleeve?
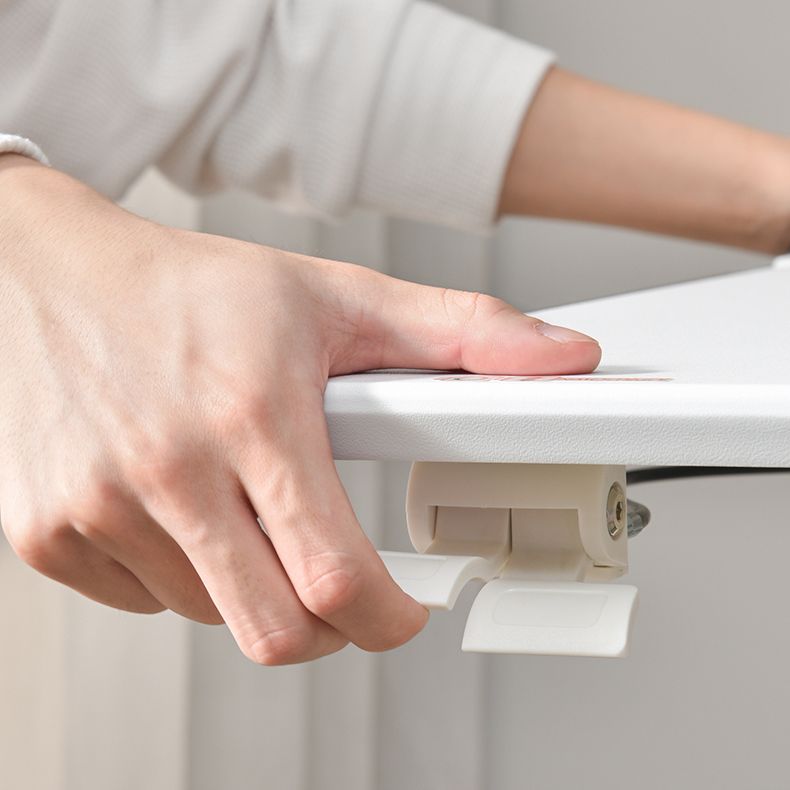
[357,3,553,231]
[0,1,553,232]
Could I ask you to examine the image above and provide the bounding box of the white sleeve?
[0,133,48,165]
[0,0,553,232]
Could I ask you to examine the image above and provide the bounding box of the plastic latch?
[378,463,637,658]
[379,504,509,609]
[378,552,497,610]
[461,580,638,657]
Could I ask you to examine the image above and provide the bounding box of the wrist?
[0,159,146,292]
[0,157,117,228]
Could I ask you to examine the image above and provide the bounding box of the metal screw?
[606,482,626,539]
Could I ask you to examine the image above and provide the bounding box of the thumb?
[338,274,601,375]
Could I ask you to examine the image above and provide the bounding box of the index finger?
[237,392,428,652]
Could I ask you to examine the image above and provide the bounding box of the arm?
[5,2,789,249]
[500,68,790,254]
[0,1,554,229]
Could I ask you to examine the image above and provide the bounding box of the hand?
[0,157,600,664]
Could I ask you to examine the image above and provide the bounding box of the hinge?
[379,463,638,657]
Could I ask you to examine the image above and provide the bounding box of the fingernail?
[535,322,598,344]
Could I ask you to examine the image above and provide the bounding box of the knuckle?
[439,290,511,370]
[68,475,124,527]
[219,389,279,446]
[245,624,312,666]
[440,289,497,323]
[136,452,189,493]
[171,516,217,557]
[123,436,196,500]
[466,290,511,322]
[468,292,509,321]
[5,513,69,575]
[297,554,365,620]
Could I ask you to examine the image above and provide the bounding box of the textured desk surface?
[325,265,790,466]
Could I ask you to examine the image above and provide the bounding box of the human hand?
[0,157,600,664]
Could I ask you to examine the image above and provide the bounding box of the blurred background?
[2,1,789,788]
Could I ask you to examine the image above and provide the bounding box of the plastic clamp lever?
[378,463,639,658]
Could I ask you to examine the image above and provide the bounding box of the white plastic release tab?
[462,580,638,657]
[379,551,497,610]
[379,463,637,657]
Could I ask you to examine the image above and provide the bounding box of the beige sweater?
[0,1,552,232]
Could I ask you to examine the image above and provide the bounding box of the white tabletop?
[325,265,790,467]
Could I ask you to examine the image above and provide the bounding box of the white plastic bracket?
[379,463,638,658]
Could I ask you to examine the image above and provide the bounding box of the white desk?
[323,263,790,657]
[326,265,790,467]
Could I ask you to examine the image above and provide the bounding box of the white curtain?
[4,2,790,788]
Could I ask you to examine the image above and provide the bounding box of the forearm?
[500,68,790,254]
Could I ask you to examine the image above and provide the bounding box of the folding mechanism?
[379,463,638,658]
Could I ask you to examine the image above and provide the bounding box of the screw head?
[607,482,626,539]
